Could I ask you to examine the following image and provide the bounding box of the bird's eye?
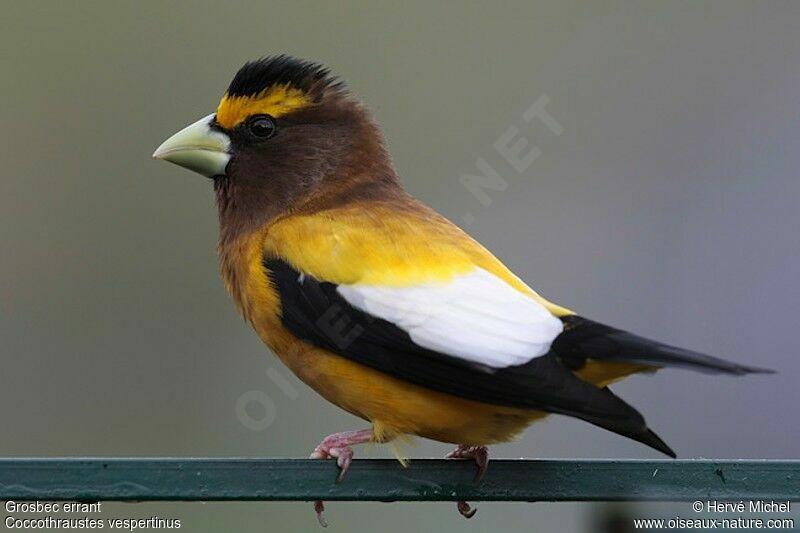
[246,115,277,139]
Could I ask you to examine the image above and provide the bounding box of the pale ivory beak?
[153,113,231,178]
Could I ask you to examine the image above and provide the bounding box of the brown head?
[153,55,400,243]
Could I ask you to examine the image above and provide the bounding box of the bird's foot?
[445,444,489,481]
[310,428,373,527]
[445,444,489,519]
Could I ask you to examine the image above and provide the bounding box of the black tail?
[553,315,775,375]
[597,387,677,458]
[639,428,676,458]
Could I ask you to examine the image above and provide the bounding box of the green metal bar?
[0,459,797,502]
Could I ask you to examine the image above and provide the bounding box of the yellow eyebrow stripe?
[215,85,312,130]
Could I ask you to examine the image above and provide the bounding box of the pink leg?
[445,444,490,519]
[310,429,373,527]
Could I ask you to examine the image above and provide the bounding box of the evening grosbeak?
[153,55,770,525]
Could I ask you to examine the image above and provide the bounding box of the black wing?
[265,258,675,457]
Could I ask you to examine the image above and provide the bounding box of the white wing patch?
[336,268,563,368]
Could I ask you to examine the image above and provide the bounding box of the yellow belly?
[269,329,544,445]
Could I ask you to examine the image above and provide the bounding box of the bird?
[153,55,772,526]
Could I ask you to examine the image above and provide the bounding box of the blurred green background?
[2,1,798,532]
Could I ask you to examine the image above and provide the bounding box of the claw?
[457,500,477,519]
[473,448,489,482]
[314,500,328,528]
[330,447,354,482]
